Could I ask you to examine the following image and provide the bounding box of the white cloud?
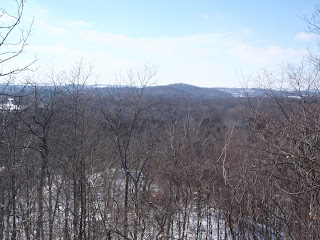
[228,42,307,66]
[35,19,67,36]
[295,32,319,42]
[28,44,68,54]
[25,23,310,87]
[26,30,237,86]
[79,30,230,58]
[66,20,91,29]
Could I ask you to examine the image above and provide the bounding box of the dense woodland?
[1,1,320,239]
[0,68,319,240]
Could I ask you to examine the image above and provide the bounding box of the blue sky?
[2,0,319,87]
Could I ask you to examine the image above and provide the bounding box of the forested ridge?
[0,73,319,239]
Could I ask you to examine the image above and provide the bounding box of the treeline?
[0,67,318,240]
[0,72,232,240]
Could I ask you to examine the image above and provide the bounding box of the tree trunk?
[36,163,46,240]
[124,173,129,239]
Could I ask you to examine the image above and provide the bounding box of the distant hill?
[147,83,232,98]
[147,84,312,99]
[0,82,309,99]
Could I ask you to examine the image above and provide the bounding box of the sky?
[1,0,320,87]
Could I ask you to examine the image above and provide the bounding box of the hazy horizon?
[2,0,319,88]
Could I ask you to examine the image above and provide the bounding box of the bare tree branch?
[0,0,36,78]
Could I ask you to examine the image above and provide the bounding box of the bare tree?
[0,0,35,79]
[97,66,157,239]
